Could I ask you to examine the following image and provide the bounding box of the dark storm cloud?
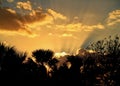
[0,7,47,34]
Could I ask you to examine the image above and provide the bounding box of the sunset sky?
[0,0,120,54]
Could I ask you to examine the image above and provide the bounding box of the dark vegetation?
[0,35,120,85]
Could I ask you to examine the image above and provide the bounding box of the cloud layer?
[0,0,107,38]
[1,1,120,53]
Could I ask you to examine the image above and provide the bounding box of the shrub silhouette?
[87,35,120,57]
[86,35,120,85]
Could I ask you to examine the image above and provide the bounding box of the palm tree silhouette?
[32,49,54,80]
[0,42,26,82]
[32,49,54,64]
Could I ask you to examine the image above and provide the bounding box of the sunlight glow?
[87,49,96,53]
[44,64,52,74]
[55,52,68,58]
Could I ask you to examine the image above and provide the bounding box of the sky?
[0,0,120,54]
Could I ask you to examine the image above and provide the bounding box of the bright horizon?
[0,0,120,54]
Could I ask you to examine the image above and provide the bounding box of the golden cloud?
[0,7,47,37]
[55,23,104,33]
[82,24,104,31]
[0,8,24,31]
[108,10,120,20]
[47,9,67,20]
[0,4,65,37]
[6,8,16,14]
[107,10,120,26]
[17,1,32,10]
[0,0,106,38]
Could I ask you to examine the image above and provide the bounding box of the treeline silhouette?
[0,35,120,85]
